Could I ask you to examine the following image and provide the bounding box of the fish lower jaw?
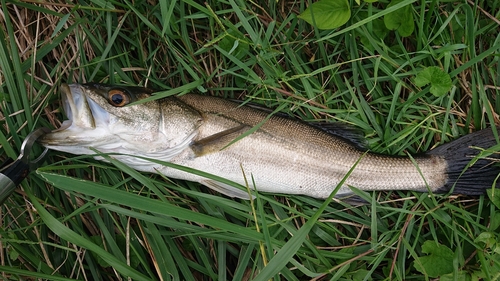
[40,145,98,156]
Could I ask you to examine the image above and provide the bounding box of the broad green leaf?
[475,232,500,255]
[474,232,497,249]
[414,66,452,97]
[490,211,500,230]
[414,240,454,277]
[439,271,469,281]
[357,17,389,50]
[298,0,351,30]
[383,0,414,36]
[487,188,500,209]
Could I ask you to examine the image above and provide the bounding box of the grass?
[0,0,500,280]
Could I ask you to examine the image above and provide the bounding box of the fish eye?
[108,89,130,107]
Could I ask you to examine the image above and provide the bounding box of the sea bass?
[41,83,499,199]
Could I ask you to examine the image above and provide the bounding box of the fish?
[40,83,500,199]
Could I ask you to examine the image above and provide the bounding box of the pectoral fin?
[201,179,255,200]
[191,124,249,156]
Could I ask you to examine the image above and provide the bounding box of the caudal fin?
[427,127,500,195]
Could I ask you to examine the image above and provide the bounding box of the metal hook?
[0,127,50,204]
[18,127,51,170]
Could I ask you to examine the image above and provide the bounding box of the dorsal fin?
[230,98,368,150]
[309,122,368,151]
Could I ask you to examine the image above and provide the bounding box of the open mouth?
[54,83,113,132]
[58,83,97,130]
[40,83,112,146]
[52,83,76,131]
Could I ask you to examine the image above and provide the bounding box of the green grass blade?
[24,188,153,280]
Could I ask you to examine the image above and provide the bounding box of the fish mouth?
[41,83,110,146]
[56,83,94,131]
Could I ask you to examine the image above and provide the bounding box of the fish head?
[41,83,197,157]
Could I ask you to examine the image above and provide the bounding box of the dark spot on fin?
[310,122,368,151]
[428,127,500,195]
[191,125,249,156]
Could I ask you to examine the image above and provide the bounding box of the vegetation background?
[0,0,499,280]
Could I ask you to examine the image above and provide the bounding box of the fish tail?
[427,127,500,195]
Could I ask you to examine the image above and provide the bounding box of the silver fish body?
[41,83,498,199]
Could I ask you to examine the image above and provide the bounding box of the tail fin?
[428,127,500,195]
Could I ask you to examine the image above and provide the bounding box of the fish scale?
[40,83,499,200]
[176,94,448,195]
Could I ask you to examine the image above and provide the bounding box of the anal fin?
[201,179,255,200]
